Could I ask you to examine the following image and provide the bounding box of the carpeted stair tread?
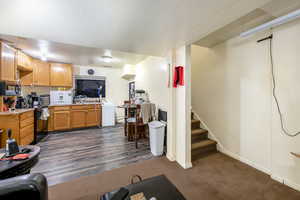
[192,139,217,150]
[192,128,208,136]
[191,119,201,129]
[191,119,200,124]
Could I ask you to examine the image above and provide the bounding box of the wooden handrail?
[291,152,300,158]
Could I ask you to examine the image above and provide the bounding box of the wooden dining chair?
[127,104,147,148]
[123,101,131,137]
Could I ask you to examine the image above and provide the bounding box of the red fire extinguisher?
[173,66,184,88]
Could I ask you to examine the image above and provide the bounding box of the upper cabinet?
[33,59,50,86]
[0,42,73,87]
[0,42,17,82]
[17,51,32,72]
[50,63,73,87]
[20,58,51,86]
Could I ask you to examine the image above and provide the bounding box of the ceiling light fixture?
[41,55,47,61]
[40,52,47,61]
[240,8,300,37]
[102,55,113,63]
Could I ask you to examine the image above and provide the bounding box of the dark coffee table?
[100,175,186,200]
[0,145,40,180]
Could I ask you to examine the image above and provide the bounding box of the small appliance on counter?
[26,92,40,108]
[134,90,149,104]
[2,97,16,112]
[50,91,73,105]
[0,81,21,96]
[15,96,27,109]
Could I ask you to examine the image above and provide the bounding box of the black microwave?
[0,81,21,96]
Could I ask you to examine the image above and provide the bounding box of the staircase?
[191,112,217,161]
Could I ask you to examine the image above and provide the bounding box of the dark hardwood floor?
[32,125,154,186]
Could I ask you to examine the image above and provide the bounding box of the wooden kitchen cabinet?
[86,109,100,127]
[47,108,54,131]
[71,110,87,128]
[53,110,71,130]
[0,42,17,82]
[50,63,73,87]
[19,58,51,86]
[19,111,34,146]
[19,71,33,86]
[0,114,19,148]
[33,59,50,86]
[17,51,32,72]
[18,51,33,86]
[0,110,34,148]
[47,104,101,132]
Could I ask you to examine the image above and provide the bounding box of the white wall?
[135,56,169,112]
[74,65,128,118]
[174,46,192,169]
[191,19,300,191]
[134,53,192,169]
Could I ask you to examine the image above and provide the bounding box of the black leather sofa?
[0,173,48,200]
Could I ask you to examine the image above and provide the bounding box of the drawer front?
[20,117,34,128]
[71,105,89,110]
[20,111,34,121]
[20,124,34,139]
[20,134,34,146]
[95,104,101,109]
[87,105,95,109]
[53,106,70,111]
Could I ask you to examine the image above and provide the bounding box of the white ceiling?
[195,0,300,47]
[0,0,273,57]
[0,33,147,67]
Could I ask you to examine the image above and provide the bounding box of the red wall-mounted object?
[173,66,184,88]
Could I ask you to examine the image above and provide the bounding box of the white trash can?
[148,121,166,156]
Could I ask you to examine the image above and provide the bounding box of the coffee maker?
[27,92,40,108]
[15,96,26,109]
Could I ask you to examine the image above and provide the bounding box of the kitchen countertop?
[49,102,102,107]
[0,108,35,115]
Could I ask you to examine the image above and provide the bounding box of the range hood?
[121,64,136,80]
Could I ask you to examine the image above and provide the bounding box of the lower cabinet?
[71,110,87,128]
[86,109,100,127]
[48,104,101,132]
[53,111,71,131]
[0,110,34,148]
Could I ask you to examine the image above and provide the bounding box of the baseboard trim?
[192,110,270,174]
[271,174,283,183]
[166,153,176,162]
[192,110,300,192]
[176,160,193,169]
[285,178,300,192]
[218,137,300,192]
[218,146,271,175]
[271,174,300,192]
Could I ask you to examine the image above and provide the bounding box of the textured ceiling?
[0,0,272,57]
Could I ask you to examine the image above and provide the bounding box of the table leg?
[124,108,128,136]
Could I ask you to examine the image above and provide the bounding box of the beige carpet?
[49,152,300,200]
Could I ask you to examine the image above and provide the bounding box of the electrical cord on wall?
[268,35,300,137]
